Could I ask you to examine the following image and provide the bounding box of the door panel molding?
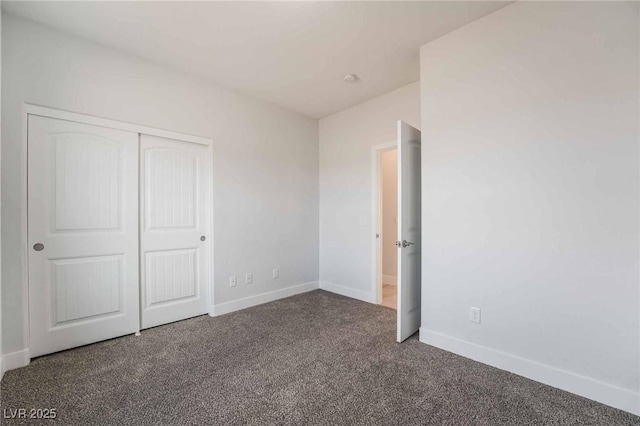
[20,104,214,361]
[139,134,212,329]
[28,115,140,357]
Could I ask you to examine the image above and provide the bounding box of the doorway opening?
[380,149,398,309]
[372,141,397,310]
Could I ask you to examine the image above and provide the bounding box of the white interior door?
[28,115,139,357]
[140,134,211,329]
[396,121,421,343]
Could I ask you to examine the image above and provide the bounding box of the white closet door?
[28,115,139,358]
[140,134,211,329]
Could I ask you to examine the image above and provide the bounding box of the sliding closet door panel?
[140,134,211,329]
[28,115,139,358]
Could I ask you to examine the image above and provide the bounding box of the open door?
[396,121,421,342]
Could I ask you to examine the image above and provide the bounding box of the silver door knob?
[33,243,45,251]
[398,240,414,248]
[200,236,206,241]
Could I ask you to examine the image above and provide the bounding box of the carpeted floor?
[1,290,638,425]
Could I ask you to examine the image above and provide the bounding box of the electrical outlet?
[230,275,237,287]
[469,307,481,324]
[273,268,279,279]
[245,273,253,285]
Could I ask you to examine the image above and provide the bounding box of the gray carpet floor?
[1,290,638,425]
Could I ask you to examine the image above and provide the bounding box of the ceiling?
[2,1,510,118]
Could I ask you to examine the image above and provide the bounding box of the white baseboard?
[382,275,397,286]
[419,328,640,416]
[1,348,30,377]
[319,281,375,303]
[210,281,319,317]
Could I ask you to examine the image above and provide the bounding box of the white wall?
[319,82,419,301]
[0,5,3,380]
[1,14,319,356]
[381,149,397,282]
[419,2,639,414]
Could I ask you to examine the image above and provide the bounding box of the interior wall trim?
[419,327,640,416]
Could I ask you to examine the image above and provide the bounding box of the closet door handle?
[200,236,206,241]
[33,243,45,251]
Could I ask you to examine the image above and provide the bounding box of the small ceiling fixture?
[343,74,358,83]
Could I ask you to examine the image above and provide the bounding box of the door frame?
[19,103,215,361]
[370,141,397,305]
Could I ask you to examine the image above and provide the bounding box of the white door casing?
[139,134,211,329]
[396,120,422,343]
[28,115,140,357]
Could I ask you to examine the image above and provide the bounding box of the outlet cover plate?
[469,307,481,324]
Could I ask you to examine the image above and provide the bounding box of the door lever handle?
[396,240,414,248]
